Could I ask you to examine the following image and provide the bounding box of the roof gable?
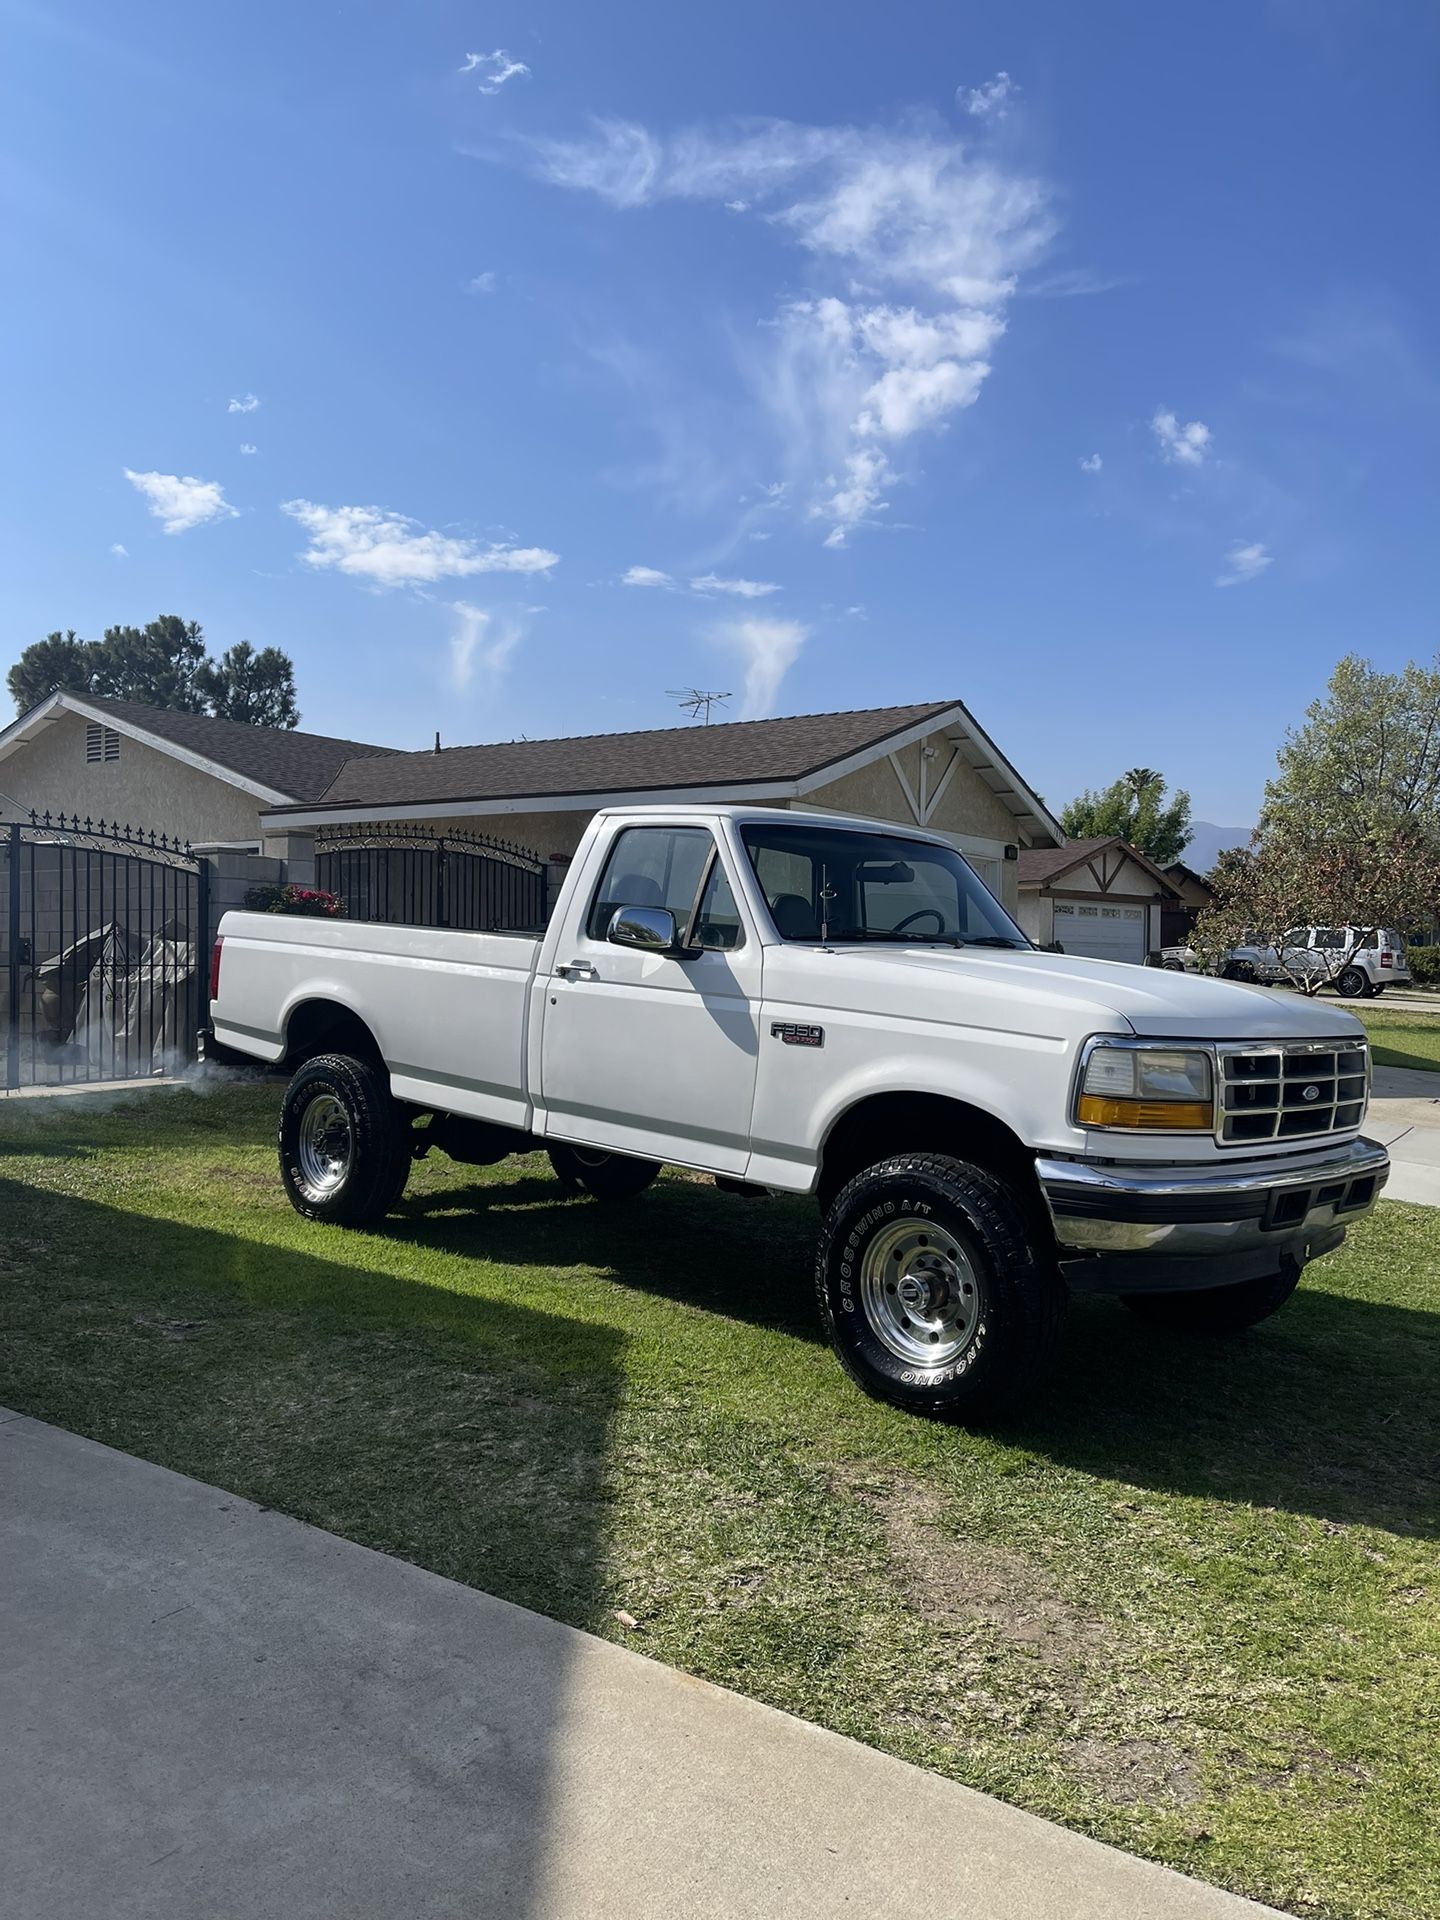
[1018,836,1179,897]
[0,692,394,804]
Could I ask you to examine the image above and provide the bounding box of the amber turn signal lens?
[1076,1095,1212,1130]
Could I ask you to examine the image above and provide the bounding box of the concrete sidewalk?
[1369,1063,1440,1207]
[0,1411,1285,1920]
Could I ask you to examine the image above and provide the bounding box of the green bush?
[242,883,345,918]
[1408,944,1439,984]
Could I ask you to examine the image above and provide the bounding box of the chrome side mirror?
[607,904,681,953]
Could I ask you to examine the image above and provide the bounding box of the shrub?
[1409,944,1440,984]
[243,883,345,918]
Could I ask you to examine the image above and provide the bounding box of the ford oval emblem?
[1302,1084,1320,1102]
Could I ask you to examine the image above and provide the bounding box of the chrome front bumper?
[1037,1137,1390,1292]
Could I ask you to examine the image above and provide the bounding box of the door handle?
[554,959,598,980]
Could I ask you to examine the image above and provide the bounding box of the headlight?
[1077,1044,1213,1131]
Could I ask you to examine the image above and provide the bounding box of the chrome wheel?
[859,1219,981,1368]
[297,1092,352,1195]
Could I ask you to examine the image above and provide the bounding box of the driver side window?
[584,826,719,943]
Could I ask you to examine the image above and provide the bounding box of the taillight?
[209,935,224,1003]
[1381,951,1392,968]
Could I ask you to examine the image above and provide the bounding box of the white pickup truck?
[210,804,1389,1417]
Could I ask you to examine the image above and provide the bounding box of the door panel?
[538,827,762,1172]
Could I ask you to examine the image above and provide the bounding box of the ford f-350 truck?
[210,805,1389,1417]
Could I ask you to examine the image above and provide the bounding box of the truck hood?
[788,945,1367,1042]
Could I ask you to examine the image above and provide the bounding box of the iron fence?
[3,813,205,1090]
[315,826,548,933]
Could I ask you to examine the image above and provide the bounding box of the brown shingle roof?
[1017,838,1112,886]
[288,701,959,812]
[1019,836,1178,896]
[80,695,395,802]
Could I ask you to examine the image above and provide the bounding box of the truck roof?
[592,801,963,842]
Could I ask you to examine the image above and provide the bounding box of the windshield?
[741,822,1030,948]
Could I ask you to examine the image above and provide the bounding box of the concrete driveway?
[1368,1063,1440,1207]
[0,1411,1286,1920]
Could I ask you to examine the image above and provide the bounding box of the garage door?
[1052,899,1147,964]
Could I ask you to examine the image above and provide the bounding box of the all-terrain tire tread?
[279,1051,410,1227]
[815,1152,1065,1418]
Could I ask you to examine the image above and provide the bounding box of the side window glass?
[586,827,713,942]
[692,861,745,950]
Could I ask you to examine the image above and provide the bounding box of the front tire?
[279,1052,411,1226]
[547,1144,661,1202]
[1121,1260,1301,1334]
[1335,966,1367,999]
[816,1154,1065,1419]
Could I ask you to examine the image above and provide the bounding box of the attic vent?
[85,722,121,764]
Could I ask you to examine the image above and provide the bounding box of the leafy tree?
[1059,770,1193,867]
[6,631,92,711]
[1264,652,1440,842]
[1192,829,1440,995]
[92,616,209,711]
[7,616,301,728]
[196,642,299,728]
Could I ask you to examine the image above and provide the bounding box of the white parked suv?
[209,805,1388,1419]
[1228,927,1411,998]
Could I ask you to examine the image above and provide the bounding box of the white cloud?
[449,601,524,691]
[460,50,530,95]
[525,118,1052,544]
[1079,452,1102,473]
[239,442,258,455]
[282,500,558,589]
[717,616,808,719]
[724,199,749,212]
[690,573,780,598]
[124,469,239,535]
[468,271,498,294]
[621,564,674,588]
[1216,541,1273,588]
[110,542,128,558]
[959,72,1016,120]
[228,393,260,414]
[1151,408,1212,468]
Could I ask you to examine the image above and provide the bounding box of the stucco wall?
[5,710,266,845]
[804,732,1020,845]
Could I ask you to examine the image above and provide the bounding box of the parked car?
[1229,927,1411,998]
[209,805,1388,1419]
[1162,926,1411,997]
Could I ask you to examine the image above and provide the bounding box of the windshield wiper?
[961,935,1028,949]
[825,930,969,948]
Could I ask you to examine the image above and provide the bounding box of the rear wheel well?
[283,999,384,1070]
[817,1093,1044,1223]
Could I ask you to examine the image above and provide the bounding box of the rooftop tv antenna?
[668,688,732,725]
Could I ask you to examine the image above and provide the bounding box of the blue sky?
[3,0,1436,824]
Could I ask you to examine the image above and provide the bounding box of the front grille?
[1218,1040,1369,1145]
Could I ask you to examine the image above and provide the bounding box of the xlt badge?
[771,1022,824,1048]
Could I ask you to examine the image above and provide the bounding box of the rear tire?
[816,1154,1065,1419]
[1121,1261,1301,1334]
[279,1052,411,1226]
[548,1144,660,1202]
[1335,966,1367,999]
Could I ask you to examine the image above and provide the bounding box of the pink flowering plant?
[244,883,346,918]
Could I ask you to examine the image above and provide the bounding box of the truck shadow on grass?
[0,1173,630,1920]
[392,1170,1440,1540]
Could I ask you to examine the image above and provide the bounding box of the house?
[0,691,394,849]
[257,700,1063,913]
[1016,837,1179,964]
[1161,861,1217,949]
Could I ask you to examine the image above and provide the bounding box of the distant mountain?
[1182,822,1253,872]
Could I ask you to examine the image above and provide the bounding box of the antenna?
[667,688,732,725]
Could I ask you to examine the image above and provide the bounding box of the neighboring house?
[1161,860,1217,949]
[0,692,394,848]
[1016,837,1179,964]
[259,701,1063,912]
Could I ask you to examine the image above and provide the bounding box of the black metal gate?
[3,813,206,1090]
[315,826,548,933]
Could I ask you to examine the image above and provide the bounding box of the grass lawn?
[2,1082,1437,1920]
[1350,1005,1440,1074]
